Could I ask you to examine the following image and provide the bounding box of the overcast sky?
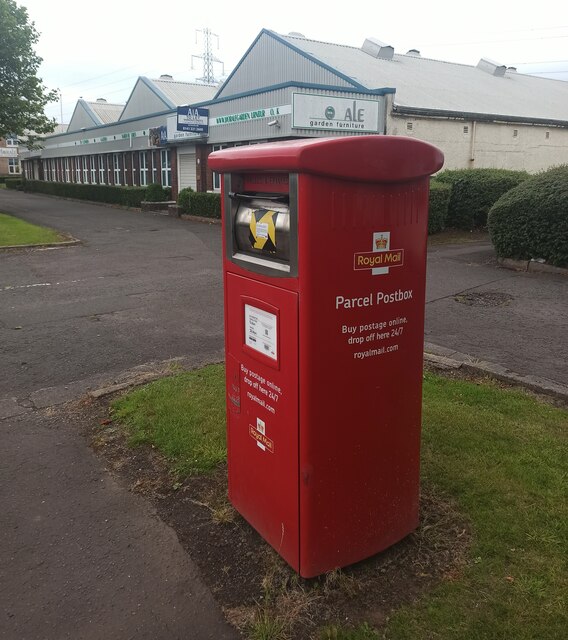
[17,0,568,123]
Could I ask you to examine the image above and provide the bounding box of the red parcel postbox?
[208,136,444,578]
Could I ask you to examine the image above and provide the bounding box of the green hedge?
[428,180,452,234]
[22,180,148,207]
[178,188,449,231]
[177,187,193,213]
[488,165,568,268]
[5,178,23,189]
[144,182,171,202]
[184,192,221,219]
[436,168,529,230]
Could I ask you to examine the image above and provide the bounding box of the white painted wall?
[387,112,568,173]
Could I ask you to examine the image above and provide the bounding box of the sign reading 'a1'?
[177,106,209,134]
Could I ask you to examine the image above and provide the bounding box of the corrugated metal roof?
[279,33,568,123]
[86,101,124,124]
[147,79,218,107]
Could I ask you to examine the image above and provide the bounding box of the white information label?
[245,304,277,360]
[256,222,269,239]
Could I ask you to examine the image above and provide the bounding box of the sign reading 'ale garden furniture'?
[292,93,381,132]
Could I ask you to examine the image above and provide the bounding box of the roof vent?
[159,74,173,80]
[96,98,107,102]
[288,32,306,38]
[507,66,517,73]
[362,38,394,60]
[406,49,421,56]
[477,57,506,77]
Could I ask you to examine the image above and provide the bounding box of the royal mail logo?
[354,231,404,275]
[354,250,404,270]
[249,425,274,453]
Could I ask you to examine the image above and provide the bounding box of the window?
[139,151,148,186]
[6,137,19,146]
[160,149,171,187]
[90,156,97,183]
[513,129,518,138]
[113,153,121,185]
[463,125,469,134]
[123,153,129,186]
[75,157,81,183]
[545,131,550,140]
[82,156,89,183]
[406,122,414,132]
[8,158,20,174]
[65,158,70,182]
[212,144,227,191]
[98,156,105,184]
[50,159,56,181]
[151,152,157,184]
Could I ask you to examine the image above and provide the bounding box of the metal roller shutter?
[178,151,197,190]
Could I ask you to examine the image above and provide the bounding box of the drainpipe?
[469,120,477,166]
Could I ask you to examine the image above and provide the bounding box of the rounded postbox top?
[208,136,444,183]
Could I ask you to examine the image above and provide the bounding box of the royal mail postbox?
[209,136,444,578]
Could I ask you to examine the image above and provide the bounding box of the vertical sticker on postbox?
[372,232,390,276]
[249,417,274,453]
[353,232,404,275]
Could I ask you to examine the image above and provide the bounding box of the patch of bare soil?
[72,394,471,639]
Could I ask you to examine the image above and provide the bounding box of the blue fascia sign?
[177,106,209,134]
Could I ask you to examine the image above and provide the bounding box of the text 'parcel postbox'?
[208,136,444,578]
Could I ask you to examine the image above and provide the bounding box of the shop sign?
[292,93,380,132]
[0,147,18,158]
[177,106,209,134]
[167,116,203,141]
[210,105,292,126]
[149,126,167,146]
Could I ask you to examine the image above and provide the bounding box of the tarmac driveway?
[425,243,567,385]
[1,189,565,396]
[0,190,224,398]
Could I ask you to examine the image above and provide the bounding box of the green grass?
[0,212,67,246]
[384,374,567,639]
[111,364,227,476]
[111,366,567,638]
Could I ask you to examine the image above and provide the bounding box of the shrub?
[5,178,23,189]
[488,164,568,268]
[22,180,147,207]
[177,187,194,214]
[428,180,451,234]
[144,182,169,202]
[188,192,221,219]
[436,168,529,230]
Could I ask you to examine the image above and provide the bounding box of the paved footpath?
[0,191,566,639]
[1,409,238,640]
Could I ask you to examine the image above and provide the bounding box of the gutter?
[392,104,568,128]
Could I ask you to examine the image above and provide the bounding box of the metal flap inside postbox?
[223,172,298,277]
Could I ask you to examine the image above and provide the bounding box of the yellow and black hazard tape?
[248,209,279,253]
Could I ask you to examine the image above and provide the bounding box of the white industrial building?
[21,29,568,196]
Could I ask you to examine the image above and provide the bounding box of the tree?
[0,0,57,144]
